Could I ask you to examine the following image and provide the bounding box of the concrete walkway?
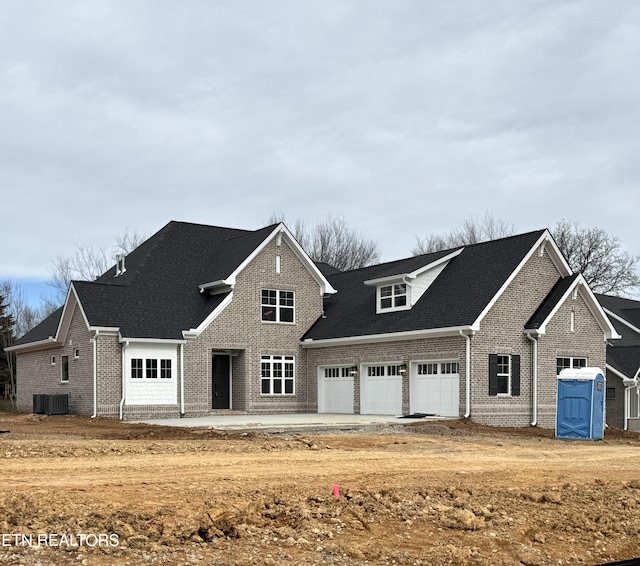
[133,413,446,431]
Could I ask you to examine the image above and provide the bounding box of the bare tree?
[412,213,516,255]
[551,220,640,296]
[268,213,380,271]
[0,280,46,338]
[0,290,16,406]
[48,228,147,307]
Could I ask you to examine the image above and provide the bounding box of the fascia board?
[55,284,91,344]
[409,248,464,278]
[183,292,234,339]
[119,337,186,345]
[226,224,337,296]
[577,278,622,340]
[364,249,464,287]
[4,338,61,353]
[604,308,640,337]
[301,326,473,348]
[606,363,635,384]
[472,231,569,330]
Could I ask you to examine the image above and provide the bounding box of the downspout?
[460,331,471,418]
[90,330,100,418]
[119,340,129,420]
[180,344,185,417]
[526,332,538,427]
[624,385,629,431]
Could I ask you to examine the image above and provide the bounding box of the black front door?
[212,355,231,409]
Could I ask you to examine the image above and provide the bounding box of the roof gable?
[525,274,619,340]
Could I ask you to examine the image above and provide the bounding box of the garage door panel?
[411,362,459,417]
[362,365,403,415]
[319,367,354,414]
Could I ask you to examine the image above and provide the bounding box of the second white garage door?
[410,361,460,417]
[361,364,403,415]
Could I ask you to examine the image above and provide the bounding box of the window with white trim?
[367,365,403,377]
[261,290,295,323]
[378,283,408,312]
[61,355,69,383]
[131,358,174,380]
[489,354,520,396]
[261,355,295,395]
[556,357,587,375]
[131,358,143,379]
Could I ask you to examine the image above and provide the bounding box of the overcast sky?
[2,1,639,305]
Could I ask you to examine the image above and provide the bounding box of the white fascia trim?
[302,326,474,348]
[364,248,464,286]
[472,231,571,331]
[118,336,186,345]
[56,284,91,343]
[606,363,636,384]
[89,326,120,335]
[226,224,337,297]
[4,337,61,353]
[604,308,640,337]
[575,278,621,340]
[183,291,234,339]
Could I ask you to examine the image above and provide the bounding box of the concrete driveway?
[133,413,446,431]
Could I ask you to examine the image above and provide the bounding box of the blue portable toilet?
[556,367,605,440]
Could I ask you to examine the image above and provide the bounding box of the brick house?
[7,221,619,428]
[596,294,640,431]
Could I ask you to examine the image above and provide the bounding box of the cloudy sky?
[2,1,639,305]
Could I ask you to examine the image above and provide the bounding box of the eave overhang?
[301,325,474,348]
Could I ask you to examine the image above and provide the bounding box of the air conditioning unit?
[44,394,69,415]
[32,394,47,414]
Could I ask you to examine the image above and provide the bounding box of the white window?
[378,283,409,312]
[130,358,174,379]
[261,290,295,323]
[160,359,172,379]
[50,356,56,366]
[556,357,587,375]
[74,348,80,360]
[261,355,295,395]
[131,358,143,379]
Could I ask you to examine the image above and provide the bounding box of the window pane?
[380,286,392,297]
[284,379,294,394]
[273,379,282,394]
[61,356,69,382]
[280,291,294,306]
[394,295,407,307]
[146,359,158,379]
[394,284,406,295]
[280,307,294,323]
[380,298,392,309]
[497,376,509,394]
[573,358,587,368]
[262,290,277,305]
[261,379,271,394]
[262,306,276,321]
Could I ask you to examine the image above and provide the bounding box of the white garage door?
[361,364,403,415]
[411,361,459,417]
[318,367,354,413]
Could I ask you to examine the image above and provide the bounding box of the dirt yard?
[1,413,639,566]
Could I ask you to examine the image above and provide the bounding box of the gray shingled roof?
[303,230,547,341]
[18,221,279,342]
[525,274,579,331]
[608,345,640,380]
[596,294,640,348]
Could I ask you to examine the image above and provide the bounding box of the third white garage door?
[410,361,460,417]
[361,364,403,415]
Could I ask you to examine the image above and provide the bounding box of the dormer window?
[378,283,409,313]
